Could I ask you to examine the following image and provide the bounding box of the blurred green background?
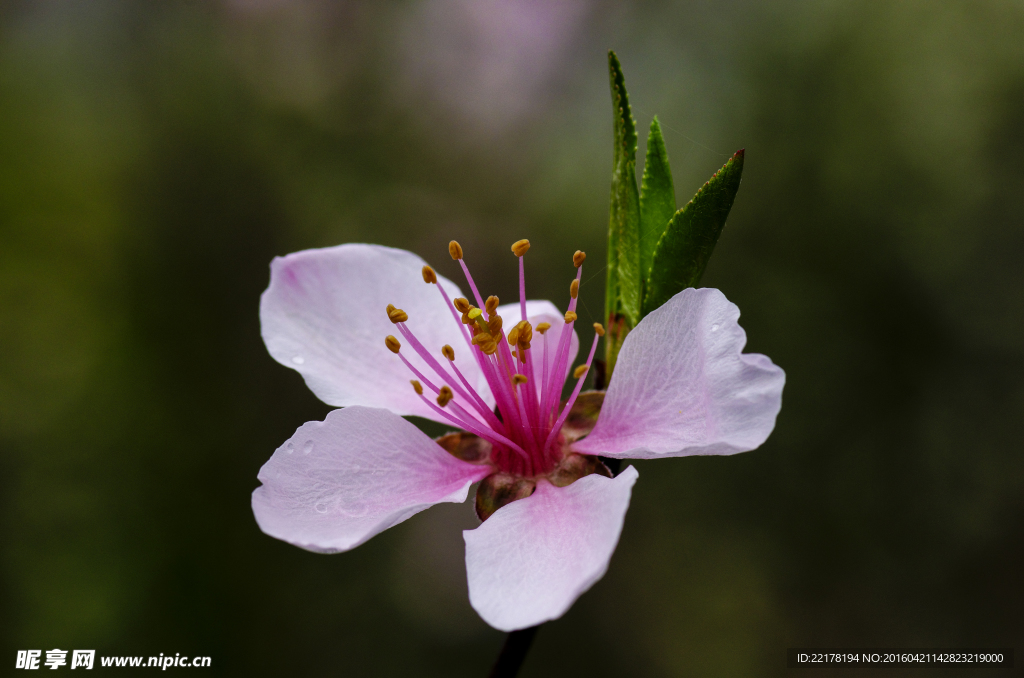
[2,1,1022,676]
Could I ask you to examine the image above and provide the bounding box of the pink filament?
[519,256,527,322]
[459,259,487,313]
[543,332,600,453]
[392,251,598,476]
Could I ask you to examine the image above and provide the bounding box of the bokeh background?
[2,0,1022,675]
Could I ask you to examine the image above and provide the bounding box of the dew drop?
[285,442,295,454]
[291,355,305,365]
[303,440,315,455]
[314,503,328,514]
[711,324,720,332]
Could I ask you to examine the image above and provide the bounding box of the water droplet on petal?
[314,503,328,514]
[303,440,315,455]
[285,442,294,454]
[711,324,720,332]
[292,355,305,365]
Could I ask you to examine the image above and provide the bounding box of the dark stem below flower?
[488,625,540,678]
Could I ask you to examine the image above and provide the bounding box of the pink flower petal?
[496,300,579,400]
[260,243,488,423]
[252,407,491,553]
[574,288,784,459]
[464,466,638,631]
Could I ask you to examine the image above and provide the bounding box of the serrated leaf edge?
[641,149,745,313]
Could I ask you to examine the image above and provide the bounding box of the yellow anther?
[453,297,471,313]
[593,322,606,337]
[512,374,528,386]
[485,295,499,315]
[410,380,423,395]
[507,326,520,346]
[487,315,503,335]
[511,239,531,257]
[385,335,401,354]
[442,345,455,361]
[516,321,533,348]
[573,364,589,379]
[536,322,551,334]
[564,311,578,323]
[386,303,396,314]
[388,307,408,324]
[480,341,498,355]
[570,279,579,299]
[436,386,454,407]
[449,240,464,260]
[461,312,472,325]
[471,332,494,347]
[468,308,483,321]
[422,265,437,284]
[573,250,586,268]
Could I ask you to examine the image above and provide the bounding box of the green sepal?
[605,51,641,332]
[638,116,675,287]
[642,149,744,316]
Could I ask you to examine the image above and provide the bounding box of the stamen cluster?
[382,240,603,477]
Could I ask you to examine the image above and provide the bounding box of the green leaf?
[605,50,641,333]
[639,116,676,287]
[642,149,745,316]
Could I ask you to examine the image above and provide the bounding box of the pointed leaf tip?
[605,49,641,342]
[641,150,745,316]
[639,116,676,287]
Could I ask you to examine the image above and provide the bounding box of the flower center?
[383,239,603,477]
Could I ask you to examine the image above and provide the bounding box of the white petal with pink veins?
[573,288,784,459]
[260,243,489,424]
[464,466,638,631]
[252,407,491,553]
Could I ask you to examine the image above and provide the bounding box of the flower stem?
[488,625,540,678]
